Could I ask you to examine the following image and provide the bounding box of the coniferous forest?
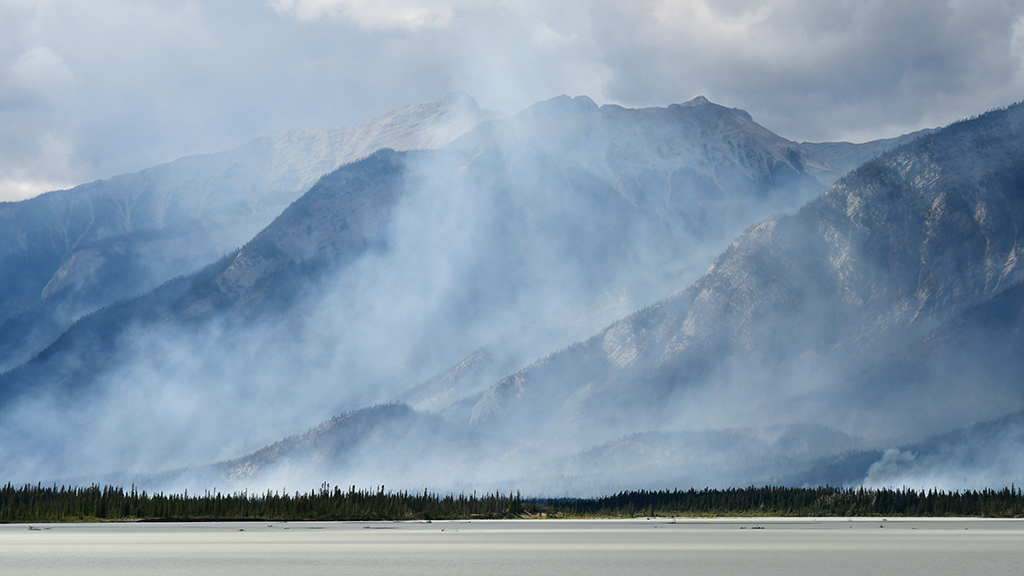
[2,483,1023,523]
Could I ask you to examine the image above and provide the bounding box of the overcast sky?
[3,0,1024,201]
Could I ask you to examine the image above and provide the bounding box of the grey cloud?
[0,0,459,199]
[588,0,1024,141]
[3,0,1024,201]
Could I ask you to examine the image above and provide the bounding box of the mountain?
[181,100,1024,495]
[166,95,829,321]
[448,102,1024,483]
[799,128,936,186]
[0,92,495,373]
[394,101,940,415]
[0,94,942,488]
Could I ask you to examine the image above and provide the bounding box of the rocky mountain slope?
[0,93,494,373]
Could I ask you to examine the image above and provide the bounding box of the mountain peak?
[671,95,754,123]
[436,90,480,112]
[681,95,711,107]
[524,95,599,117]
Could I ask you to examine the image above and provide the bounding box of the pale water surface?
[2,518,1022,575]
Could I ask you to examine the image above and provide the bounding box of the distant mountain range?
[6,92,1013,496]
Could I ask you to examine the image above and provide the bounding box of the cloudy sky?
[3,0,1024,201]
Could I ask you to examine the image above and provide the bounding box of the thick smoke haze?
[3,1,1024,497]
[0,96,834,489]
[4,0,1024,200]
[2,98,1022,496]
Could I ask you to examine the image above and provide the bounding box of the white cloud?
[0,129,76,201]
[268,0,462,30]
[529,21,579,48]
[9,46,77,100]
[651,0,775,45]
[0,178,71,202]
[1011,15,1024,77]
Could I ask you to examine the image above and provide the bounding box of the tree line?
[552,485,1024,518]
[0,483,523,522]
[1,483,1022,523]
